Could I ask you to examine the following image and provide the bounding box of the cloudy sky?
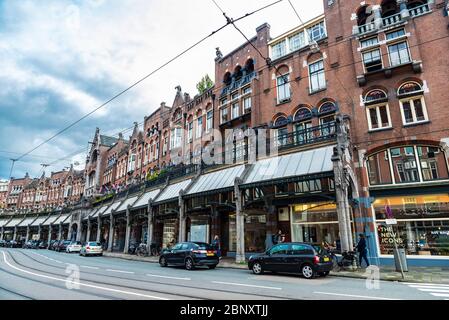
[0,0,323,180]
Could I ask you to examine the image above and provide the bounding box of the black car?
[7,240,23,248]
[248,242,333,279]
[38,241,48,249]
[49,240,61,250]
[159,242,219,270]
[56,240,71,252]
[23,240,40,249]
[0,240,7,247]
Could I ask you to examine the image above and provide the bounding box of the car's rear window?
[72,241,81,245]
[63,241,71,244]
[88,242,100,246]
[192,243,213,250]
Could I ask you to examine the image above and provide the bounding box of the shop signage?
[385,219,397,225]
[32,235,40,240]
[378,225,404,246]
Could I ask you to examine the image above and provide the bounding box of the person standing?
[355,234,370,267]
[212,235,221,258]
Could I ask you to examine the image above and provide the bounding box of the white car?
[80,241,103,257]
[66,241,82,253]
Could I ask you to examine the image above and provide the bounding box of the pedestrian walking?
[272,230,284,245]
[355,234,370,267]
[212,235,221,258]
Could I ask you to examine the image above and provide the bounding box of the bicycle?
[150,242,162,256]
[136,243,149,257]
[329,250,359,271]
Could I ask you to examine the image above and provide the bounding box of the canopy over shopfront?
[30,215,50,227]
[53,213,71,225]
[185,165,245,198]
[115,195,139,214]
[0,217,12,228]
[4,217,25,228]
[101,201,122,216]
[154,179,192,204]
[242,145,335,187]
[42,214,62,226]
[131,189,161,210]
[17,216,38,228]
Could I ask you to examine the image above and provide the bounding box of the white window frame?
[366,103,392,131]
[276,73,291,103]
[231,102,239,119]
[196,116,203,139]
[220,107,228,124]
[399,96,428,126]
[387,40,411,67]
[206,110,213,132]
[361,48,384,73]
[308,59,326,93]
[188,122,193,142]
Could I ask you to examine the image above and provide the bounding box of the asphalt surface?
[0,248,448,300]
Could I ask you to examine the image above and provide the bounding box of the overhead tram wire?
[11,0,285,171]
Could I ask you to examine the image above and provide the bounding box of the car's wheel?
[252,262,264,275]
[185,257,194,270]
[208,265,217,270]
[301,264,315,279]
[159,256,167,267]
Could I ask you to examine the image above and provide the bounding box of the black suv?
[159,242,219,270]
[248,242,333,279]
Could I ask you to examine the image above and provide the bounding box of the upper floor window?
[277,73,291,103]
[309,60,326,92]
[362,49,383,73]
[188,122,193,142]
[232,102,240,119]
[360,37,379,48]
[294,107,313,143]
[364,90,391,131]
[170,127,182,149]
[388,41,410,67]
[273,116,289,147]
[220,107,228,124]
[289,31,306,51]
[206,110,213,132]
[196,116,203,139]
[271,41,287,60]
[397,82,428,125]
[307,21,327,42]
[386,28,406,41]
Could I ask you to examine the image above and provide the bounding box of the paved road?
[0,248,447,300]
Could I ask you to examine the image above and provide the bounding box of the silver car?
[66,241,82,253]
[80,241,103,256]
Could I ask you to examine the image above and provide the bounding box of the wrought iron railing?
[220,72,256,96]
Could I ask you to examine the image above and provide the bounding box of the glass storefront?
[162,219,177,249]
[374,194,449,256]
[291,203,342,246]
[188,217,209,243]
[229,213,266,253]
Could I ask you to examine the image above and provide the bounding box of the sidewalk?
[103,252,449,284]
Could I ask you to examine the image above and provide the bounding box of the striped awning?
[4,217,25,228]
[115,195,139,213]
[42,214,61,226]
[30,215,50,227]
[132,189,161,210]
[154,179,192,204]
[101,201,122,216]
[17,216,38,227]
[53,214,71,225]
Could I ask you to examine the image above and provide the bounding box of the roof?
[154,179,192,204]
[30,215,49,227]
[186,165,245,197]
[17,216,38,227]
[102,201,122,216]
[115,195,139,213]
[242,145,335,187]
[132,189,161,210]
[100,135,119,147]
[4,217,25,227]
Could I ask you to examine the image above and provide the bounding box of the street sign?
[386,218,397,225]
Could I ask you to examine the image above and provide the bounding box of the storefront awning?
[101,201,122,216]
[115,195,139,213]
[185,165,245,198]
[131,188,161,210]
[242,145,335,188]
[154,179,192,204]
[90,205,108,219]
[17,216,38,227]
[42,214,61,226]
[30,215,50,227]
[4,217,25,228]
[53,214,71,225]
[0,218,12,227]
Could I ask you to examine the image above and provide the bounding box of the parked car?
[48,240,59,250]
[66,241,82,253]
[23,240,39,249]
[7,240,23,248]
[80,242,103,256]
[56,240,71,252]
[38,241,48,249]
[247,242,333,279]
[159,242,219,270]
[0,240,7,247]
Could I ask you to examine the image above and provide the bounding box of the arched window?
[223,72,232,86]
[364,90,391,130]
[319,101,337,115]
[318,101,337,136]
[244,59,255,74]
[274,115,288,128]
[407,0,428,9]
[273,116,288,147]
[233,66,243,80]
[356,5,371,26]
[293,107,313,144]
[397,82,428,125]
[381,0,399,18]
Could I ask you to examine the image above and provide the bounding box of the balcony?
[354,4,431,36]
[273,122,337,151]
[220,71,256,97]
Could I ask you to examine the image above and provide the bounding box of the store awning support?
[107,210,115,252]
[234,177,245,264]
[124,206,131,254]
[96,215,101,243]
[147,199,154,252]
[178,190,186,243]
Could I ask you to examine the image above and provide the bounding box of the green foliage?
[196,74,214,94]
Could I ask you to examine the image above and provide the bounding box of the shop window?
[417,146,449,181]
[390,147,420,183]
[367,152,393,185]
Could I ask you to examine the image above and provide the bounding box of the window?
[365,89,388,104]
[220,108,228,124]
[363,49,383,72]
[220,98,228,106]
[242,86,252,95]
[277,74,291,103]
[366,105,391,130]
[271,40,286,60]
[231,102,239,119]
[289,31,306,51]
[270,244,289,255]
[295,179,322,193]
[400,97,428,125]
[275,127,288,147]
[309,60,326,92]
[243,96,251,111]
[390,147,419,183]
[360,37,379,48]
[206,110,213,132]
[386,29,406,41]
[417,146,449,181]
[275,183,288,195]
[294,116,312,144]
[388,41,410,66]
[188,122,193,142]
[307,21,326,42]
[398,82,423,96]
[231,92,239,101]
[196,116,203,139]
[170,128,182,149]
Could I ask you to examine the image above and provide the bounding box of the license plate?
[323,257,330,262]
[207,253,214,256]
